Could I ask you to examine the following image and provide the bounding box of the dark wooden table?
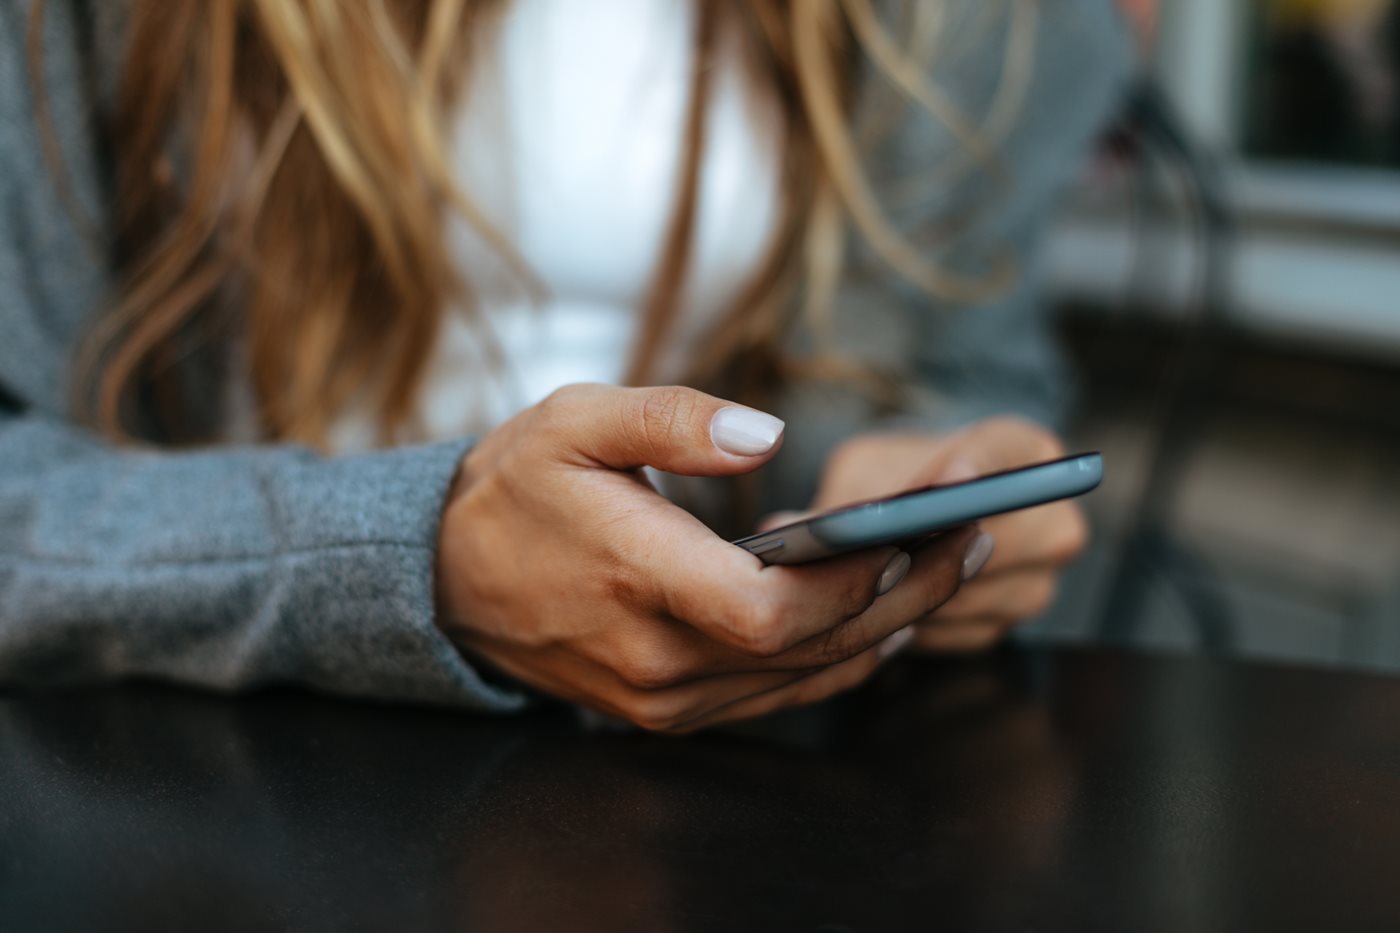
[3,647,1400,932]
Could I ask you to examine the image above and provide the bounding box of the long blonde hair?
[29,0,1030,446]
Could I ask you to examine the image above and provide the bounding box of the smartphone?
[731,452,1103,565]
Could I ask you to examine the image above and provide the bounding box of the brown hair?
[29,0,1026,447]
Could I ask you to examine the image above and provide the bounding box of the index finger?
[631,510,905,659]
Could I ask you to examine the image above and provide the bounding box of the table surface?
[4,646,1400,933]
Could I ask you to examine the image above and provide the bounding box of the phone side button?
[746,538,785,557]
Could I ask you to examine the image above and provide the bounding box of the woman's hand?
[435,384,979,733]
[775,418,1089,654]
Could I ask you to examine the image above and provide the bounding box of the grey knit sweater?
[0,0,1133,708]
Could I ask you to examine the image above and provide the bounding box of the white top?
[327,0,782,451]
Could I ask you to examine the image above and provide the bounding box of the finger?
[656,540,911,659]
[724,526,977,671]
[952,417,1067,472]
[908,417,1066,489]
[482,625,887,735]
[538,383,785,476]
[539,474,915,666]
[566,482,909,666]
[475,634,824,733]
[617,660,864,732]
[910,621,1009,654]
[671,632,903,733]
[978,500,1088,574]
[931,569,1059,623]
[468,576,912,734]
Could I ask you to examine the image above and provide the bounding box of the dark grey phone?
[732,452,1103,565]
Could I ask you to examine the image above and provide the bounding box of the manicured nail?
[710,407,785,456]
[962,532,995,581]
[878,625,915,661]
[876,551,912,596]
[936,456,979,485]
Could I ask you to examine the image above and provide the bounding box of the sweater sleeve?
[0,415,524,710]
[0,0,522,710]
[755,0,1136,515]
[868,0,1139,436]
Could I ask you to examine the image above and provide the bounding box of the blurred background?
[1026,0,1400,669]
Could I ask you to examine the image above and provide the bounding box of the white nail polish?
[878,625,915,661]
[876,551,911,596]
[962,532,995,581]
[710,408,785,456]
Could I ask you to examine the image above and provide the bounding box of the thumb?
[546,384,785,476]
[931,455,980,486]
[756,509,814,533]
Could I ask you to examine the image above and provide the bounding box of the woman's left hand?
[768,418,1090,654]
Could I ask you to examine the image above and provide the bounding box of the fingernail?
[962,532,995,581]
[878,625,915,661]
[936,456,979,485]
[710,408,785,456]
[876,551,912,596]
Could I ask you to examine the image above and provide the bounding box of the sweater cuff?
[285,438,527,712]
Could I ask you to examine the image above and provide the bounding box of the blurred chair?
[1092,80,1238,653]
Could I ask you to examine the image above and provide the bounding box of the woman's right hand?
[435,384,977,733]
